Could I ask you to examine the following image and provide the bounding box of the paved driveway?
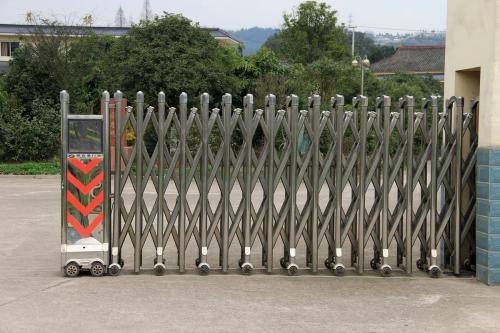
[0,175,499,332]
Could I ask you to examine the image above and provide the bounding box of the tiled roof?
[371,45,445,75]
[0,24,240,44]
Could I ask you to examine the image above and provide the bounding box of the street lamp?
[352,56,370,96]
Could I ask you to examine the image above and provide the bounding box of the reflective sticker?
[67,192,104,217]
[383,249,389,258]
[68,157,102,174]
[112,247,118,256]
[336,248,342,257]
[157,247,163,256]
[66,212,104,238]
[290,248,296,257]
[245,247,251,255]
[201,247,208,255]
[431,249,438,258]
[67,171,104,195]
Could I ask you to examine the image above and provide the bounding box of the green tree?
[369,72,443,106]
[104,14,241,107]
[274,1,348,65]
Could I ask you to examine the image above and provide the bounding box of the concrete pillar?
[445,0,500,284]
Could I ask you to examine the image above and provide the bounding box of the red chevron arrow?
[67,212,104,238]
[67,191,103,216]
[68,157,102,174]
[67,171,104,195]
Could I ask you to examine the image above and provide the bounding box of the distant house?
[0,23,241,72]
[371,45,445,81]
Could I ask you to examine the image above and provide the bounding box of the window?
[0,42,8,57]
[0,41,21,57]
[10,42,19,54]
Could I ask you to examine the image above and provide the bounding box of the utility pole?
[141,0,153,21]
[348,14,356,56]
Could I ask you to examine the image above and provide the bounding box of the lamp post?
[352,56,370,96]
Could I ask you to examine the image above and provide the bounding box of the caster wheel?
[416,259,424,271]
[198,262,210,275]
[280,257,287,269]
[195,258,201,267]
[241,262,253,274]
[333,264,346,276]
[370,258,378,270]
[428,265,441,278]
[238,259,243,268]
[64,261,80,278]
[287,264,298,276]
[153,263,166,276]
[108,263,121,276]
[324,258,333,270]
[380,264,392,277]
[90,261,105,277]
[119,259,125,269]
[463,258,471,271]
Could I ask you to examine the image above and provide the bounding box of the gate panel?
[61,90,479,277]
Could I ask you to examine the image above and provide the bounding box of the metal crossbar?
[98,91,478,277]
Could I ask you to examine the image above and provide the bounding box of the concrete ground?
[1,175,500,332]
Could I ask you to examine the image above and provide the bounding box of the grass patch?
[0,161,60,175]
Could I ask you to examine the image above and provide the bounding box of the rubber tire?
[370,258,378,270]
[324,258,333,270]
[333,265,345,277]
[64,261,80,278]
[108,264,121,277]
[380,265,392,277]
[198,263,210,275]
[429,266,441,278]
[280,257,287,269]
[416,259,424,271]
[287,265,298,276]
[241,263,253,274]
[90,261,105,277]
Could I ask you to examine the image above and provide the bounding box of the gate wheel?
[64,261,80,278]
[280,257,287,269]
[416,259,424,271]
[108,263,121,277]
[90,261,105,277]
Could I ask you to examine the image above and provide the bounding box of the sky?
[0,0,447,33]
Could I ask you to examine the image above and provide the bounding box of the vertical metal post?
[155,91,166,274]
[221,94,231,272]
[134,91,144,273]
[454,97,464,275]
[112,91,123,268]
[179,92,187,273]
[242,94,253,270]
[430,96,439,270]
[200,93,210,268]
[380,96,392,272]
[265,94,276,273]
[334,96,345,269]
[102,91,111,264]
[310,95,321,272]
[288,95,299,274]
[60,90,69,253]
[405,96,415,274]
[357,96,368,274]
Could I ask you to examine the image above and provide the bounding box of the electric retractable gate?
[60,90,478,278]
